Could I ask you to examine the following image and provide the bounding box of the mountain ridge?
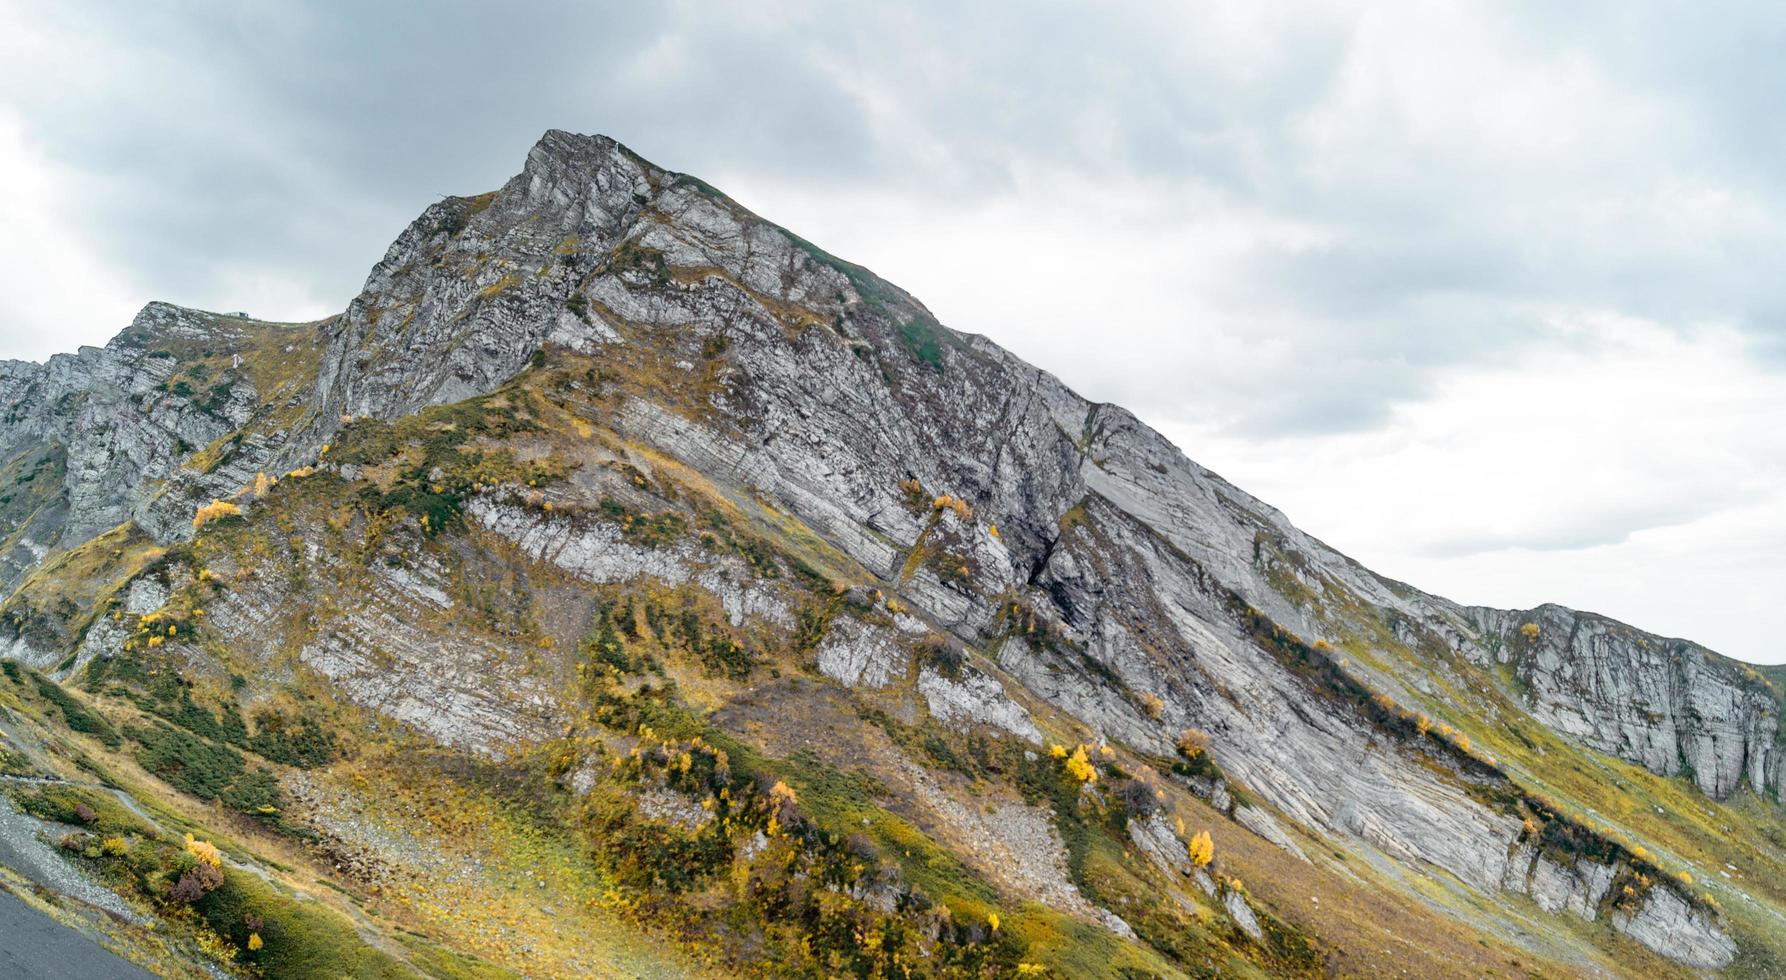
[0,129,1779,977]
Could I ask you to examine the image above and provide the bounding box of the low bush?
[128,723,283,818]
[917,634,966,679]
[248,710,339,769]
[191,498,243,531]
[32,673,121,748]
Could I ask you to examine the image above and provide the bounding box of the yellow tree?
[1187,829,1214,868]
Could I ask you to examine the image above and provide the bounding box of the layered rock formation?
[0,130,1778,974]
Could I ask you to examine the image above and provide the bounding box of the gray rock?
[1611,885,1738,970]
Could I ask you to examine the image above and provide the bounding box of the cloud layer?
[2,0,1783,660]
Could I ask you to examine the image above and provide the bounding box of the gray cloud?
[5,0,1786,424]
[5,0,1786,660]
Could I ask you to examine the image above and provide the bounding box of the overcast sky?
[3,1,1782,663]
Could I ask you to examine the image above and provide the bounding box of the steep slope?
[0,130,1781,978]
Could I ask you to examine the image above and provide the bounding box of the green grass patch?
[896,317,945,370]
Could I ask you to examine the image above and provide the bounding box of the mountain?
[0,130,1782,978]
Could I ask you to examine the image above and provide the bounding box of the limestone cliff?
[0,130,1778,977]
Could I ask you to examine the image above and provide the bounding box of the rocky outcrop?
[816,617,908,689]
[916,665,1043,743]
[1468,604,1782,801]
[0,301,330,626]
[1611,884,1739,971]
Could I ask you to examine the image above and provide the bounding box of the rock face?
[0,302,321,617]
[1611,884,1741,971]
[0,130,1768,971]
[0,305,241,557]
[1469,604,1782,800]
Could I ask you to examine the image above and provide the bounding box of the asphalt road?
[0,887,153,979]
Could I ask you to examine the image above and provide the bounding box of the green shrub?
[896,317,944,369]
[598,498,688,547]
[221,768,283,818]
[141,684,247,747]
[33,674,121,748]
[128,723,244,801]
[585,616,638,676]
[248,711,339,769]
[584,796,730,893]
[918,635,965,679]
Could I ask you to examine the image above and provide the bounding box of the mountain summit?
[0,131,1780,977]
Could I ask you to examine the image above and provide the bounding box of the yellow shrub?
[1137,692,1164,719]
[931,494,973,520]
[1064,745,1097,783]
[1187,830,1214,868]
[1176,728,1210,760]
[1415,714,1431,736]
[1520,623,1541,641]
[192,498,242,530]
[766,779,799,829]
[183,833,223,868]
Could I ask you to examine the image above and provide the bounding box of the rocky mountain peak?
[524,128,633,177]
[0,131,1778,975]
[107,301,233,349]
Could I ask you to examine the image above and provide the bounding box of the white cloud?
[0,110,142,360]
[1155,315,1786,661]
